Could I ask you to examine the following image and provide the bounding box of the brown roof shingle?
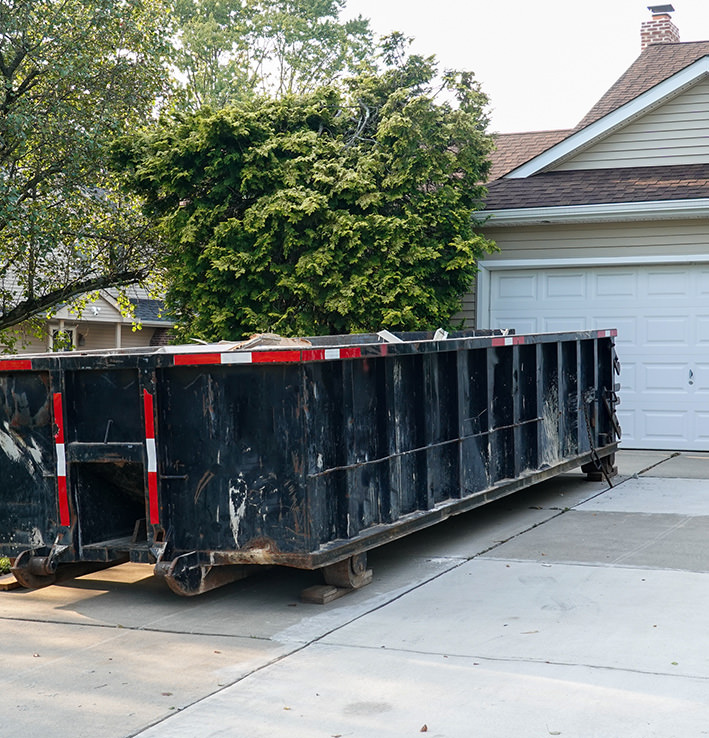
[483,163,709,210]
[488,129,571,181]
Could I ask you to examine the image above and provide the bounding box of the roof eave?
[477,197,709,227]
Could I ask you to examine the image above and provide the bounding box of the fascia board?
[507,56,709,179]
[478,198,709,226]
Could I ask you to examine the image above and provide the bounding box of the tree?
[0,0,172,346]
[114,41,495,340]
[171,0,373,109]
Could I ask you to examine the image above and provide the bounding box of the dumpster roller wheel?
[323,553,372,589]
[301,554,373,604]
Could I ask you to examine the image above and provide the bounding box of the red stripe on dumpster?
[143,389,155,438]
[147,474,159,525]
[492,336,525,347]
[251,350,301,364]
[52,393,65,444]
[596,329,617,338]
[0,359,33,371]
[301,349,326,362]
[174,353,221,366]
[172,346,364,365]
[143,390,160,525]
[340,347,362,359]
[56,476,70,528]
[52,393,70,526]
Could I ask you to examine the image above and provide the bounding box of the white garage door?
[488,264,709,451]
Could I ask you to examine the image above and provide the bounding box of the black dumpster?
[0,329,620,595]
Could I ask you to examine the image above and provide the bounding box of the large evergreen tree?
[115,41,495,340]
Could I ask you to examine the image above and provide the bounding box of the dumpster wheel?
[301,553,373,604]
[323,553,372,589]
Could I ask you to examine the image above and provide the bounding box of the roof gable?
[507,53,709,178]
[554,75,709,171]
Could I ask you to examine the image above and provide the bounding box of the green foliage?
[0,0,172,341]
[114,41,495,340]
[0,556,11,575]
[171,0,373,109]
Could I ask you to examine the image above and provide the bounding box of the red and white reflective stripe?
[596,329,617,338]
[491,336,526,347]
[0,359,33,371]
[173,346,362,366]
[143,390,160,525]
[52,393,70,527]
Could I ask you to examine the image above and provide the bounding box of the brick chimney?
[641,5,680,50]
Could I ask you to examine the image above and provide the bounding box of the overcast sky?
[344,0,709,133]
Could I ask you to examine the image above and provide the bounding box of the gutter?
[476,198,709,227]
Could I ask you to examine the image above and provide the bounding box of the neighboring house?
[468,6,709,451]
[5,288,173,353]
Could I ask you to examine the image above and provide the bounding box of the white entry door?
[487,264,709,451]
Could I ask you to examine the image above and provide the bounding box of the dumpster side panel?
[0,371,58,554]
[156,364,311,556]
[423,350,460,506]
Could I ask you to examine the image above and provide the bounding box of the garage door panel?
[693,363,709,393]
[696,317,709,344]
[696,413,709,440]
[643,411,688,441]
[544,272,587,299]
[594,271,638,297]
[643,363,690,393]
[488,264,705,450]
[495,273,538,300]
[697,271,709,295]
[644,316,690,346]
[646,270,689,296]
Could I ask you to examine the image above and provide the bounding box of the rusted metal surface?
[0,329,620,595]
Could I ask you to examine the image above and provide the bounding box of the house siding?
[452,279,477,327]
[555,77,709,170]
[480,219,709,262]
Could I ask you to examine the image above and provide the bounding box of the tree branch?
[0,268,149,331]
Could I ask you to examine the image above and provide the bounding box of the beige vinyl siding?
[77,322,157,350]
[0,323,49,353]
[120,325,158,348]
[555,77,709,170]
[452,280,476,327]
[73,322,118,350]
[480,219,709,261]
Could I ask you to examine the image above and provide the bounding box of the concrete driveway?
[1,450,708,738]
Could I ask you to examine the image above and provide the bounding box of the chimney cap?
[647,4,675,13]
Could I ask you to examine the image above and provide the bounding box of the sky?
[343,0,709,133]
